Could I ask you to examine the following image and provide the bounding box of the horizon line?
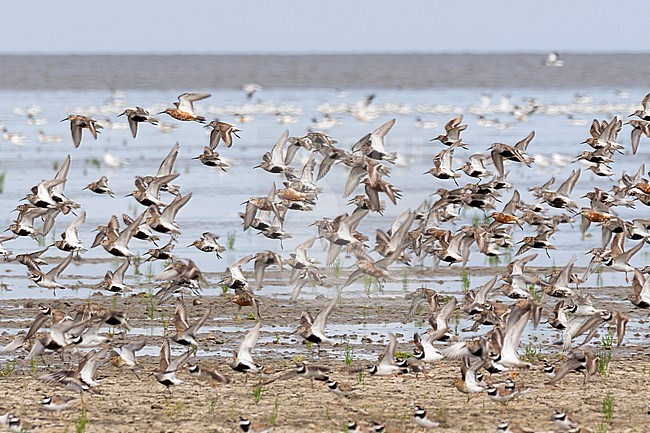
[0,50,649,56]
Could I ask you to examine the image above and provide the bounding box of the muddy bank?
[0,275,648,432]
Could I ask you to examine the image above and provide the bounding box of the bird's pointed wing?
[177,92,211,112]
[157,142,180,177]
[313,295,338,335]
[556,169,581,196]
[188,307,211,334]
[174,302,190,332]
[379,333,397,367]
[70,122,82,148]
[238,321,262,363]
[48,252,73,279]
[158,339,171,371]
[501,310,530,361]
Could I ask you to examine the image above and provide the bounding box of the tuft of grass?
[356,371,365,387]
[460,269,470,292]
[133,255,142,276]
[29,357,40,374]
[401,272,409,291]
[165,401,185,418]
[252,386,263,404]
[596,266,603,287]
[76,408,89,433]
[269,396,280,426]
[145,297,155,320]
[363,275,373,297]
[597,350,612,376]
[145,264,155,282]
[453,311,461,335]
[221,283,230,296]
[226,231,236,250]
[521,344,542,363]
[332,258,342,279]
[342,341,354,366]
[0,173,5,194]
[0,361,15,377]
[90,158,101,170]
[529,284,543,302]
[601,329,614,349]
[160,312,171,334]
[436,407,448,428]
[394,351,411,361]
[208,397,219,413]
[602,393,614,424]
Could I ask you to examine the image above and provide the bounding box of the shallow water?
[0,54,648,311]
[0,84,647,298]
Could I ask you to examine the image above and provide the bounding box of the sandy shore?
[0,269,649,433]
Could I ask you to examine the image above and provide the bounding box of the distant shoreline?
[1,53,649,90]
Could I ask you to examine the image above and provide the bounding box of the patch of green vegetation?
[521,344,542,363]
[333,258,342,279]
[529,284,543,302]
[597,349,612,376]
[208,397,219,413]
[28,357,40,374]
[160,312,171,334]
[76,408,89,433]
[453,311,461,335]
[460,269,470,292]
[601,329,614,349]
[436,407,448,428]
[269,396,279,426]
[145,264,155,283]
[0,360,15,377]
[252,386,263,404]
[133,255,142,276]
[227,231,236,250]
[394,351,411,360]
[356,371,365,387]
[342,340,354,366]
[165,401,185,418]
[146,297,155,320]
[596,266,603,287]
[602,393,614,424]
[401,272,409,291]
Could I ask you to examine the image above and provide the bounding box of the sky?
[2,0,649,54]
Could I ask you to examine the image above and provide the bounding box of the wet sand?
[0,266,649,433]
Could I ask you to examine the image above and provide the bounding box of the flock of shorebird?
[1,88,650,433]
